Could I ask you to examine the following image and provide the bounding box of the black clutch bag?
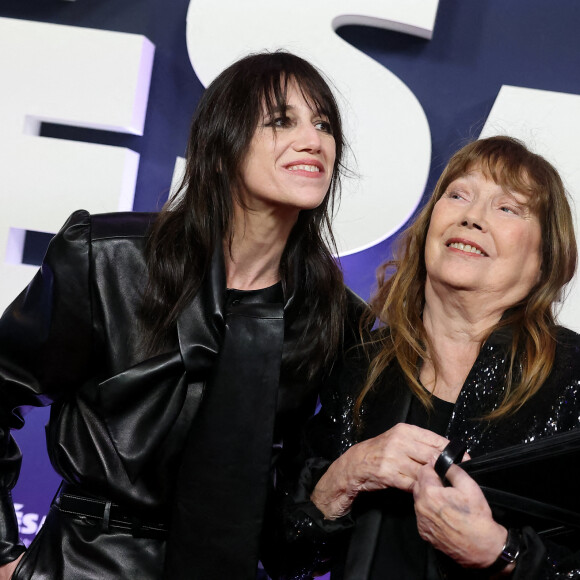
[436,429,580,545]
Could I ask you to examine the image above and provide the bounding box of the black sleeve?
[510,527,580,580]
[0,210,94,565]
[265,350,367,580]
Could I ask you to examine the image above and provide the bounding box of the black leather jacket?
[0,210,363,579]
[283,328,580,579]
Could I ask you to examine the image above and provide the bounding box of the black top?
[225,281,283,307]
[369,393,454,579]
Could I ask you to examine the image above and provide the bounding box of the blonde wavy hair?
[356,136,577,422]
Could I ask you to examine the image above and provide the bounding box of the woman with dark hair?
[285,136,580,579]
[0,51,362,580]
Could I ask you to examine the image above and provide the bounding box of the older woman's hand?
[413,461,509,570]
[311,423,450,520]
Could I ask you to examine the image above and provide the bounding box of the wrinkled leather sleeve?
[0,210,93,564]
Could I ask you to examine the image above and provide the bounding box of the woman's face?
[424,168,542,309]
[237,81,336,219]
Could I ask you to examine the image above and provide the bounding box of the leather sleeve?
[0,209,94,564]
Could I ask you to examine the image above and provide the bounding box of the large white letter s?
[185,0,439,255]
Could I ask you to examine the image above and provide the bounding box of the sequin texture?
[282,326,580,578]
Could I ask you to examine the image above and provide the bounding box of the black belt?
[54,483,167,539]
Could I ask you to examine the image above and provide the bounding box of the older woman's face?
[237,82,336,218]
[424,168,542,309]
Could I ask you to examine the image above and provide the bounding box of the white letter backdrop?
[0,17,153,310]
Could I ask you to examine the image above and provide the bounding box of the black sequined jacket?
[281,327,580,580]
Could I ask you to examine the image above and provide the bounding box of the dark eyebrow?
[262,105,289,121]
[267,103,330,118]
[268,104,293,114]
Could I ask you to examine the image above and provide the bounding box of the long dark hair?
[357,136,577,422]
[141,51,347,380]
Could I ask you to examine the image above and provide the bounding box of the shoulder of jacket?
[62,209,159,240]
[62,210,158,241]
[345,287,371,318]
[345,286,366,306]
[555,325,580,342]
[89,211,158,241]
[554,325,580,359]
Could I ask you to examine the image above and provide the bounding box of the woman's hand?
[311,423,450,520]
[413,461,510,570]
[0,554,23,580]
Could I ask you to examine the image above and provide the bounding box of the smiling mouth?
[447,242,487,256]
[288,164,321,173]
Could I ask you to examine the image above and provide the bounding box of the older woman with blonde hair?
[284,136,580,579]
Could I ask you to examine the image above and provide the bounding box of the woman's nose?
[461,217,483,231]
[293,123,321,152]
[461,203,487,231]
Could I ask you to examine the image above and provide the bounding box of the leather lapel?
[175,243,299,376]
[102,245,226,483]
[176,244,226,381]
